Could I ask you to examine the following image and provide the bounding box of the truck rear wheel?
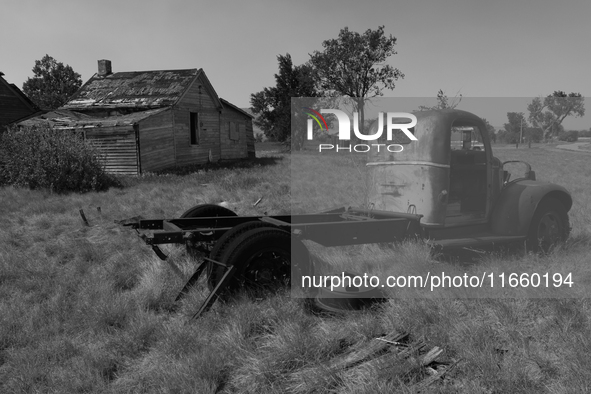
[180,204,237,258]
[526,198,570,253]
[180,203,236,220]
[210,227,311,299]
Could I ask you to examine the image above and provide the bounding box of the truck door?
[445,124,489,225]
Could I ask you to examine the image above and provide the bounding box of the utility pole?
[528,125,531,148]
[515,113,525,149]
[519,116,523,149]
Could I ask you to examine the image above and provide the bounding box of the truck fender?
[490,180,572,236]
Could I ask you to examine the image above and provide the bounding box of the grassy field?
[1,143,590,393]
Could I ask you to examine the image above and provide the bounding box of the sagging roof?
[19,108,170,129]
[62,69,201,110]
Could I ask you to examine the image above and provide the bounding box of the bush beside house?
[0,125,119,193]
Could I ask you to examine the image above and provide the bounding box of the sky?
[2,0,590,130]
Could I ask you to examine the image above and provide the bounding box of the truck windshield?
[451,126,484,151]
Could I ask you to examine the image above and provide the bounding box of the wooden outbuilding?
[0,72,42,132]
[20,60,255,175]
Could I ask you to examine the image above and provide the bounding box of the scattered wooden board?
[287,331,456,391]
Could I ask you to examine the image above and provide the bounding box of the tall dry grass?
[0,144,590,393]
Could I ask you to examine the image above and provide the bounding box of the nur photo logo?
[303,108,418,153]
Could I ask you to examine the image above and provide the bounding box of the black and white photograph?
[1,0,590,392]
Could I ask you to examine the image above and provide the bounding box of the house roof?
[220,98,254,119]
[0,74,41,111]
[62,69,201,110]
[0,74,43,127]
[8,82,41,112]
[19,108,170,129]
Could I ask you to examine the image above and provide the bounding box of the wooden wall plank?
[86,128,139,175]
[137,110,175,173]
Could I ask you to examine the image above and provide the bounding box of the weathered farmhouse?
[0,72,41,131]
[20,60,254,174]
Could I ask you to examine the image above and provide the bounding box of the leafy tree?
[418,89,462,111]
[558,130,579,142]
[526,127,544,143]
[22,55,82,110]
[502,112,528,144]
[481,118,496,142]
[250,54,317,149]
[309,26,403,134]
[527,91,585,140]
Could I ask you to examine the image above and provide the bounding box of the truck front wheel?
[526,198,570,253]
[207,221,275,290]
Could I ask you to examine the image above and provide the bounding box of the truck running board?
[432,234,526,249]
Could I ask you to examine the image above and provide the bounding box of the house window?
[190,112,199,145]
[229,121,240,142]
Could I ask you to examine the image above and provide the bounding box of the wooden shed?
[19,60,255,175]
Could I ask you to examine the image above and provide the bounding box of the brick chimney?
[98,59,112,77]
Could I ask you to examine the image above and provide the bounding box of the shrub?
[558,130,579,143]
[0,125,119,193]
[496,130,518,144]
[526,128,544,143]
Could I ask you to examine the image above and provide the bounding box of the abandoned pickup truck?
[119,109,571,316]
[366,109,571,252]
